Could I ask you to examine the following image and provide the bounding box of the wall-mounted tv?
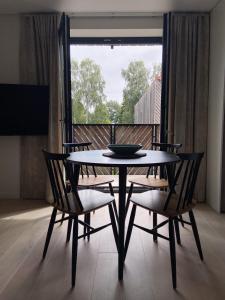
[0,84,49,135]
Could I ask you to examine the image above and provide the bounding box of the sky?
[70,45,162,103]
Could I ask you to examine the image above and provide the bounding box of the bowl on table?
[107,144,142,156]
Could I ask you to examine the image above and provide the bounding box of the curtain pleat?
[165,13,209,202]
[20,14,61,200]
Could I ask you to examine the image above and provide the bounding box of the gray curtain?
[167,13,209,202]
[20,14,61,200]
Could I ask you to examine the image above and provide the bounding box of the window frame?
[70,36,165,142]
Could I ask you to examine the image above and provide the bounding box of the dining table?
[67,149,180,280]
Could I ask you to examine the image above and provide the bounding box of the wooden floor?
[0,198,225,300]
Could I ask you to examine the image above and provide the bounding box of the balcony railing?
[72,123,160,175]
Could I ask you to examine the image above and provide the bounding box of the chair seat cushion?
[128,175,168,188]
[78,175,114,187]
[130,190,195,217]
[56,189,114,215]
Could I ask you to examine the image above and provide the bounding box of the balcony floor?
[0,199,225,300]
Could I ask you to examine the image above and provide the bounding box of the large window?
[70,37,162,125]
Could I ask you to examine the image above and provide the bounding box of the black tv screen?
[0,84,49,135]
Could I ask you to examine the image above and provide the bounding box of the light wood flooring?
[0,198,225,300]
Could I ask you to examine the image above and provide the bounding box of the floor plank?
[0,200,225,299]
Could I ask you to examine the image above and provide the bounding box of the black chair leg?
[125,183,133,216]
[112,201,119,223]
[83,214,87,240]
[124,204,137,260]
[72,217,78,287]
[43,208,57,259]
[109,183,119,223]
[109,182,114,196]
[86,213,91,242]
[153,212,157,242]
[169,218,176,289]
[174,217,181,245]
[108,203,119,251]
[189,210,203,260]
[60,212,65,225]
[66,218,73,243]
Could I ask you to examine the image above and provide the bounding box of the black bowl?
[107,144,142,155]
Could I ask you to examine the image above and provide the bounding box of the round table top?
[67,149,180,168]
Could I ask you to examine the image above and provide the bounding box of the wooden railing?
[72,124,160,175]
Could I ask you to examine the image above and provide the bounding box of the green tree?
[120,61,149,123]
[89,102,110,124]
[71,58,106,123]
[73,100,86,124]
[106,100,121,124]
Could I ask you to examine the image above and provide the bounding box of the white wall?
[0,15,20,199]
[70,15,163,37]
[70,15,163,29]
[207,1,225,211]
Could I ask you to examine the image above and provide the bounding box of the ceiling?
[0,0,220,14]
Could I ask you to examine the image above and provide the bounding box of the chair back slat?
[151,142,182,153]
[63,142,97,178]
[182,160,195,208]
[164,152,204,212]
[42,150,83,212]
[57,160,72,210]
[176,160,190,210]
[64,161,82,208]
[45,158,60,206]
[148,142,182,179]
[52,160,65,209]
[185,158,202,206]
[85,164,90,177]
[164,160,184,210]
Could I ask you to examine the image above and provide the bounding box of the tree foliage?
[71,59,107,123]
[71,58,155,125]
[106,100,121,124]
[89,103,110,124]
[120,61,149,123]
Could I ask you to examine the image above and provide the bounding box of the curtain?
[164,13,209,202]
[20,14,61,200]
[58,13,73,144]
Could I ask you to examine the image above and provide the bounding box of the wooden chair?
[63,142,118,227]
[126,143,182,215]
[42,150,118,287]
[124,152,204,289]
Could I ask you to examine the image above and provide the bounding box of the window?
[70,37,162,125]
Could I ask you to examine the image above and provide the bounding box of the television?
[0,84,49,135]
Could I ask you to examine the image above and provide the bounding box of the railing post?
[112,124,116,144]
[111,124,115,175]
[73,124,76,143]
[156,124,160,143]
[152,125,155,145]
[110,124,114,144]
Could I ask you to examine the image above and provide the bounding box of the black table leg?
[118,166,127,280]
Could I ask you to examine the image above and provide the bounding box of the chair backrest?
[42,150,83,212]
[151,142,182,153]
[63,142,97,177]
[148,143,182,178]
[164,152,204,211]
